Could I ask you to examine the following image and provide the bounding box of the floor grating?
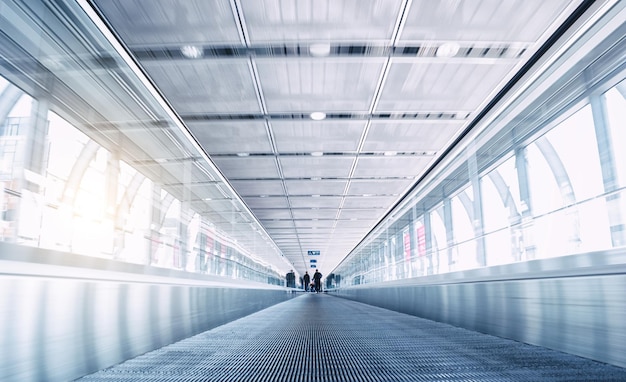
[77,294,626,381]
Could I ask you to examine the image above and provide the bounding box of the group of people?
[303,270,322,293]
[286,269,323,292]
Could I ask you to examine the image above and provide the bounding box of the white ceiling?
[88,0,584,276]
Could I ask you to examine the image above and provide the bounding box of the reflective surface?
[333,249,626,368]
[80,293,626,381]
[0,242,296,382]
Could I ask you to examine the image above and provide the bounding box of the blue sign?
[310,264,317,268]
[307,250,320,256]
[310,259,317,263]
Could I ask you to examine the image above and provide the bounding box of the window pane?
[604,82,626,188]
[527,140,566,215]
[545,105,603,201]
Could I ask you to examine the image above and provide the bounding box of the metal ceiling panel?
[240,0,404,43]
[292,209,337,220]
[251,208,293,220]
[256,59,386,113]
[285,179,347,196]
[211,156,279,179]
[260,220,296,229]
[187,120,272,154]
[280,156,354,178]
[334,219,377,229]
[271,120,365,153]
[347,179,413,196]
[364,121,465,152]
[289,196,343,209]
[141,59,260,114]
[339,209,386,220]
[298,234,337,242]
[342,196,398,209]
[243,196,290,209]
[269,235,299,242]
[230,180,286,196]
[294,219,335,228]
[267,228,298,235]
[93,0,240,47]
[377,60,517,112]
[353,156,432,178]
[400,0,576,43]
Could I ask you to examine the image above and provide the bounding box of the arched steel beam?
[159,193,175,229]
[535,136,576,205]
[115,172,146,229]
[458,189,474,223]
[616,81,626,99]
[0,84,23,126]
[61,140,100,206]
[487,169,521,223]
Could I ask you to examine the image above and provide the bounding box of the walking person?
[303,271,310,292]
[313,269,322,293]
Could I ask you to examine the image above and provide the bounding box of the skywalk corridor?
[77,293,626,382]
[2,1,626,381]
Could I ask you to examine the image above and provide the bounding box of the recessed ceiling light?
[384,151,397,156]
[310,151,324,157]
[309,43,331,57]
[436,42,460,58]
[236,152,250,157]
[181,45,203,59]
[310,111,326,120]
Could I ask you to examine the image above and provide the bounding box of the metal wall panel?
[0,245,295,382]
[333,250,626,368]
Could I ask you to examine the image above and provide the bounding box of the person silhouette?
[303,271,310,291]
[313,269,322,293]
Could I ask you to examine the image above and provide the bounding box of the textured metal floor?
[78,293,626,381]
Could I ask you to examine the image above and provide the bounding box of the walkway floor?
[78,293,626,381]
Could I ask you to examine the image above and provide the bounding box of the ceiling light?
[236,152,250,157]
[310,112,326,120]
[310,151,324,157]
[436,42,460,58]
[309,43,331,57]
[384,151,397,156]
[181,45,203,59]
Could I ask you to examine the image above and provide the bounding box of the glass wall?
[0,1,286,285]
[332,5,626,287]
